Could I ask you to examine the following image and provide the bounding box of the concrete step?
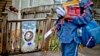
[0,0,12,9]
[0,9,2,12]
[6,2,12,8]
[0,1,6,3]
[0,1,6,11]
[0,3,5,6]
[0,14,2,17]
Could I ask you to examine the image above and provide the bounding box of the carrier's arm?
[70,8,92,25]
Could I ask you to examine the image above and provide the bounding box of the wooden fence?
[0,17,60,56]
[0,16,100,56]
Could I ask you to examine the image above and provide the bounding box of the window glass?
[12,0,29,9]
[21,0,29,9]
[54,0,73,4]
[30,0,39,7]
[12,0,19,9]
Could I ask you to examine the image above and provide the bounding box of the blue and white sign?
[21,21,36,52]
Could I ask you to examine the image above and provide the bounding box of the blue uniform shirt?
[55,6,92,43]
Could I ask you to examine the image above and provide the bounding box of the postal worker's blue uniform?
[55,0,93,56]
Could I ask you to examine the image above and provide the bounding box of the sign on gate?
[21,21,36,52]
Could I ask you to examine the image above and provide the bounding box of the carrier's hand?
[64,15,71,18]
[64,15,72,21]
[51,26,57,32]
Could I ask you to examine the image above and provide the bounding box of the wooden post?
[42,13,52,51]
[1,12,8,56]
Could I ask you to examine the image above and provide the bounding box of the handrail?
[8,18,57,22]
[21,4,62,11]
[5,8,18,15]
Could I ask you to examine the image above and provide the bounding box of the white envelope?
[44,29,53,39]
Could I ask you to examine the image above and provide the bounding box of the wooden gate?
[0,12,60,56]
[2,18,59,56]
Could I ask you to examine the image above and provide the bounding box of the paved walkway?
[9,52,85,56]
[79,45,100,56]
[8,45,100,56]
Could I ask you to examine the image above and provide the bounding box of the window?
[12,0,70,9]
[21,0,30,9]
[54,0,62,4]
[30,0,54,7]
[54,0,74,4]
[12,0,30,9]
[12,0,19,9]
[29,0,39,7]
